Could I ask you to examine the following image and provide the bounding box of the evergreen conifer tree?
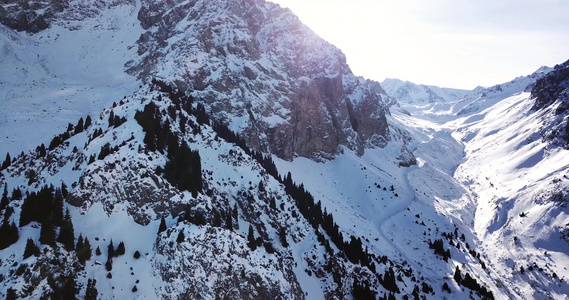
[258,180,265,192]
[454,266,462,284]
[39,222,55,246]
[75,117,84,135]
[1,152,11,170]
[380,267,399,293]
[269,198,276,210]
[0,184,8,211]
[108,240,115,258]
[57,209,75,251]
[76,234,84,250]
[11,187,22,200]
[61,275,77,299]
[52,188,64,226]
[247,225,257,250]
[163,143,202,196]
[232,204,239,229]
[279,227,288,247]
[352,279,377,300]
[83,238,92,261]
[176,230,185,243]
[264,242,275,254]
[284,172,293,188]
[85,115,92,129]
[0,221,18,249]
[85,279,98,300]
[226,212,233,231]
[6,288,16,300]
[61,182,69,198]
[23,238,40,259]
[105,258,112,271]
[213,210,222,227]
[38,144,46,157]
[116,241,125,256]
[158,216,167,234]
[108,110,115,127]
[77,235,92,263]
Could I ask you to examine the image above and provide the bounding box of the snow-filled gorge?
[1,0,569,299]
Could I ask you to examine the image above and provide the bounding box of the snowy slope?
[275,63,569,299]
[0,78,443,299]
[0,0,428,293]
[275,112,505,299]
[382,78,470,105]
[452,92,569,299]
[1,0,568,299]
[0,2,142,161]
[127,0,392,160]
[0,83,305,298]
[390,67,553,124]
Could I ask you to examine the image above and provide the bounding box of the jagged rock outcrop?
[128,0,391,160]
[531,62,569,111]
[0,0,137,32]
[155,226,305,300]
[530,59,569,148]
[0,1,426,298]
[0,0,54,33]
[0,0,392,161]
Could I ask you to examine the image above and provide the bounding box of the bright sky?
[270,0,569,89]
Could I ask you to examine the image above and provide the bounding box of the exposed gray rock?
[154,226,305,300]
[128,0,392,160]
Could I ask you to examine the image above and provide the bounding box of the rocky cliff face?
[530,59,569,148]
[0,1,423,298]
[0,0,136,32]
[128,0,391,160]
[0,0,393,161]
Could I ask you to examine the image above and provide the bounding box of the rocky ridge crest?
[129,0,391,160]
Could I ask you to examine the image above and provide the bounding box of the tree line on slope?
[135,100,203,197]
[0,181,103,299]
[148,79,381,298]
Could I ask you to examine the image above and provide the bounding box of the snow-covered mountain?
[0,0,143,162]
[386,67,554,124]
[1,0,569,299]
[381,78,470,105]
[128,0,394,161]
[449,59,569,299]
[1,0,393,163]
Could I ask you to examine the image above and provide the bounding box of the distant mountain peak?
[381,78,470,105]
[535,65,553,74]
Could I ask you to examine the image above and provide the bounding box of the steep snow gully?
[384,116,463,278]
[376,165,421,274]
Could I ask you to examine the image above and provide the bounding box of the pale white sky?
[270,0,569,89]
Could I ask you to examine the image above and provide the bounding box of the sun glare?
[271,0,569,89]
